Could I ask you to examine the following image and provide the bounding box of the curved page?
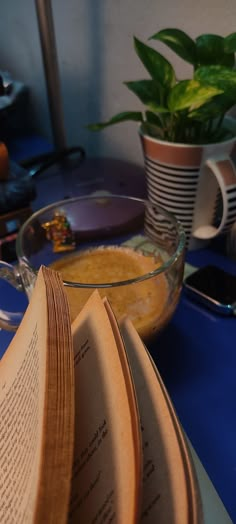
[70,291,141,524]
[120,317,203,524]
[0,267,74,524]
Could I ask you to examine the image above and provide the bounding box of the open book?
[0,266,205,523]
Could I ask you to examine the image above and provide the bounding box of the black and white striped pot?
[139,122,236,249]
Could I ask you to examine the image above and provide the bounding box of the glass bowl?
[16,194,186,343]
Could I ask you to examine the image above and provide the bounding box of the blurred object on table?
[227,221,236,261]
[0,161,36,215]
[0,140,35,261]
[0,141,9,181]
[0,204,33,262]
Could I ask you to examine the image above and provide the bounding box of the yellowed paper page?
[120,317,203,524]
[0,269,48,523]
[0,267,74,524]
[34,267,74,524]
[70,291,141,524]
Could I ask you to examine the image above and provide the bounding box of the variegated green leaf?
[188,95,233,121]
[149,28,196,65]
[195,66,236,96]
[168,79,222,112]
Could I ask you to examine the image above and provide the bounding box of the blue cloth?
[149,247,236,521]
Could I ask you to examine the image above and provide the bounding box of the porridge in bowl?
[50,245,174,342]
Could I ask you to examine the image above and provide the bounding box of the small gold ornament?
[43,210,76,253]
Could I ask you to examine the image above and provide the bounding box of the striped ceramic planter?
[139,122,236,249]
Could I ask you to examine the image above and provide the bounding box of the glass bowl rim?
[16,194,186,288]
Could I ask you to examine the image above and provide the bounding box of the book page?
[187,439,232,524]
[34,267,74,523]
[0,269,48,523]
[0,267,74,524]
[70,291,141,524]
[120,317,203,524]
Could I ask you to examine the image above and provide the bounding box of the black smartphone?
[184,264,236,315]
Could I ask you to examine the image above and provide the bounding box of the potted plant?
[88,29,236,248]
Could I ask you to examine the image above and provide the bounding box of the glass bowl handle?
[0,261,24,331]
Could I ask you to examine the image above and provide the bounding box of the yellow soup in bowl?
[50,245,174,342]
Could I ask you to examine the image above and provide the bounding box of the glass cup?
[0,194,186,342]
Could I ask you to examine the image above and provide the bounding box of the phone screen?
[184,265,236,306]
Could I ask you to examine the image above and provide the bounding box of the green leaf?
[190,67,236,122]
[145,110,165,125]
[188,94,234,121]
[124,79,163,105]
[224,33,236,53]
[146,103,170,114]
[149,28,197,65]
[87,111,143,130]
[167,79,223,112]
[143,111,166,138]
[125,80,168,113]
[196,34,235,67]
[184,113,235,142]
[194,66,236,97]
[141,122,165,139]
[134,37,175,88]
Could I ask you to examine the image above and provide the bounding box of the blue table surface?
[152,248,236,522]
[1,135,236,521]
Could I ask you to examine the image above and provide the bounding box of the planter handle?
[192,156,236,240]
